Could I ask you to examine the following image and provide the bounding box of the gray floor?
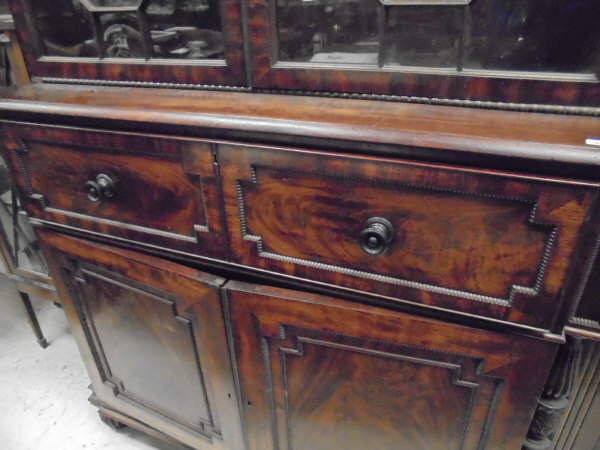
[0,273,184,450]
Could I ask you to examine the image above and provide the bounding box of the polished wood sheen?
[0,38,599,448]
[37,230,244,450]
[224,281,557,450]
[1,122,228,259]
[219,143,599,331]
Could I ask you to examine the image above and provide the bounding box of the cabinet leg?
[99,412,127,430]
[18,291,48,349]
[523,335,582,450]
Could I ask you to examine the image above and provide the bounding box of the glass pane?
[29,0,100,57]
[277,0,380,65]
[0,0,11,16]
[384,5,463,68]
[465,0,600,73]
[145,0,224,60]
[0,157,49,276]
[100,12,144,58]
[85,0,142,7]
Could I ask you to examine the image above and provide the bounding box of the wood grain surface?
[220,143,599,331]
[38,230,244,450]
[225,281,558,450]
[1,122,228,259]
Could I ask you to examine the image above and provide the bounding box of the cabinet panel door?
[39,230,244,450]
[224,281,558,450]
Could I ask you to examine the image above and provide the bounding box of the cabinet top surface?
[0,83,599,177]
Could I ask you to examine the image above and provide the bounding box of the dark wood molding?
[0,85,599,182]
[39,77,600,117]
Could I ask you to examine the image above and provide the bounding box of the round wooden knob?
[359,217,394,255]
[85,174,115,203]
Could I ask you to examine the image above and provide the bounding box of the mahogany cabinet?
[0,83,599,449]
[0,3,599,446]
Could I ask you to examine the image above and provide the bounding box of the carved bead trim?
[571,316,600,330]
[41,77,600,117]
[41,77,252,92]
[14,140,48,208]
[237,165,557,308]
[45,207,208,243]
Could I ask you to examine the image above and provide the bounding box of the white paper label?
[585,138,600,147]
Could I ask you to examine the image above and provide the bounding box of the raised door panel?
[224,282,558,450]
[219,143,600,331]
[38,231,244,450]
[1,122,227,259]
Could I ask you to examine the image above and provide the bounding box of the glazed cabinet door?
[6,0,246,86]
[224,281,558,450]
[38,230,244,450]
[247,0,600,108]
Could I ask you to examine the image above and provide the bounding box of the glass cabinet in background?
[0,153,58,348]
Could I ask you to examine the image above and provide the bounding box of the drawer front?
[219,143,599,330]
[225,281,557,450]
[1,123,226,259]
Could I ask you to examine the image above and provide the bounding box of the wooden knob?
[85,174,115,203]
[359,217,394,255]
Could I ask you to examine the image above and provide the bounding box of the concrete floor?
[0,273,184,450]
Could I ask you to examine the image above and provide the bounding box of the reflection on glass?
[30,0,99,57]
[465,0,600,73]
[384,6,463,68]
[28,0,224,60]
[274,0,599,75]
[277,0,379,65]
[145,0,224,59]
[0,0,11,16]
[100,12,144,58]
[0,158,49,276]
[86,0,142,6]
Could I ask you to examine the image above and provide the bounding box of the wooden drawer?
[219,143,600,331]
[1,123,227,259]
